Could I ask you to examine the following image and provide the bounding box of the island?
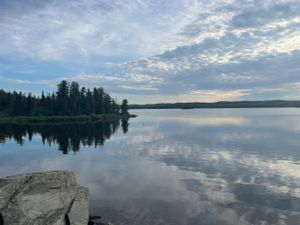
[0,81,136,124]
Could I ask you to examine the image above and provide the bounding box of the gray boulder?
[0,170,89,225]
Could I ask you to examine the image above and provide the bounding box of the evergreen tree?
[12,92,23,116]
[85,89,94,114]
[121,99,128,114]
[26,94,34,115]
[39,91,46,108]
[45,94,53,115]
[79,87,86,114]
[103,93,112,114]
[94,88,104,114]
[69,81,80,115]
[56,80,69,115]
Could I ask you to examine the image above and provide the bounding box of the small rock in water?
[89,215,102,220]
[88,215,113,225]
[88,221,112,225]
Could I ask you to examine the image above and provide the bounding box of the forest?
[0,80,128,117]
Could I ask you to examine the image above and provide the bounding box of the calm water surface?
[1,109,300,225]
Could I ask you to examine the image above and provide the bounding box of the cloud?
[216,73,261,83]
[0,0,300,103]
[0,0,201,61]
[231,2,300,28]
[0,76,33,85]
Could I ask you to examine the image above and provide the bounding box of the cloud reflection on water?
[0,109,300,224]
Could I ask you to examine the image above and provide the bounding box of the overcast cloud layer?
[0,0,300,103]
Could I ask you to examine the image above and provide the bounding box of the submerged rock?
[0,170,89,225]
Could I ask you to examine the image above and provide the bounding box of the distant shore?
[0,113,137,124]
[129,100,300,109]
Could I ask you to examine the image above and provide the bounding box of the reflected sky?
[0,109,300,225]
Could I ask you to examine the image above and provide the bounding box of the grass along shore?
[0,113,137,124]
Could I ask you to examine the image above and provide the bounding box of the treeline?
[0,80,129,116]
[129,100,300,109]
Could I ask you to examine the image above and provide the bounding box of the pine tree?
[39,91,46,107]
[56,80,69,115]
[80,87,87,114]
[86,89,94,114]
[121,99,128,115]
[26,93,34,115]
[69,81,80,115]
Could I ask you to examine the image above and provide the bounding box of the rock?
[0,170,89,225]
[68,186,89,225]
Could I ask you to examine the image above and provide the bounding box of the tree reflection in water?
[0,119,129,154]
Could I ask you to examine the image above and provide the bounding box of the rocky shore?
[0,170,89,225]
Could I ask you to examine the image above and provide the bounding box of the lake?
[0,108,300,225]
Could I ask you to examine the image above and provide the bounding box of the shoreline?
[129,100,300,109]
[0,113,137,124]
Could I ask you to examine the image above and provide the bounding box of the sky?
[0,0,300,104]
